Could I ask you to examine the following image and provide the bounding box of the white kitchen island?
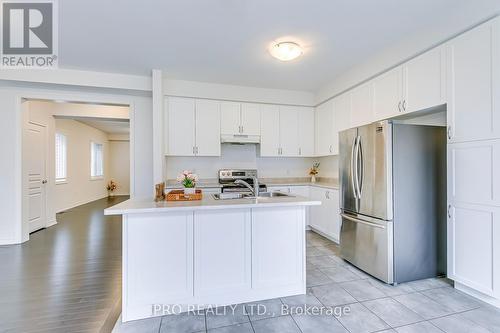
[105,194,320,322]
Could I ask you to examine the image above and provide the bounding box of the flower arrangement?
[107,180,118,197]
[177,170,198,188]
[309,162,320,183]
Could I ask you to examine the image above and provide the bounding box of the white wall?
[109,139,130,195]
[165,144,316,180]
[54,119,110,212]
[0,83,153,245]
[317,155,339,180]
[163,79,315,107]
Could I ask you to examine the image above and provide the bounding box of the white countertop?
[104,195,321,215]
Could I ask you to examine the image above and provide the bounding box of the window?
[55,132,67,183]
[90,142,104,179]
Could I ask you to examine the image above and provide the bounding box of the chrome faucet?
[234,177,259,197]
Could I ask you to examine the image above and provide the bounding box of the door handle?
[341,214,386,229]
[447,126,452,140]
[350,136,358,199]
[357,137,363,198]
[42,180,47,184]
[354,136,361,199]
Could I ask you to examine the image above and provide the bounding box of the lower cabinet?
[309,187,340,243]
[447,202,500,298]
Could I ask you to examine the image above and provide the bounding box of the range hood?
[221,134,260,144]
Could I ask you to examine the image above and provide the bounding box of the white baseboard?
[56,194,109,213]
[46,218,57,228]
[455,282,500,309]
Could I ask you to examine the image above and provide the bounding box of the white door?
[403,46,445,113]
[279,106,299,156]
[326,189,340,242]
[220,101,241,135]
[447,202,499,297]
[25,122,47,233]
[195,99,221,156]
[260,105,280,156]
[350,82,374,128]
[308,187,324,232]
[240,103,261,135]
[334,93,351,132]
[447,19,500,142]
[298,107,315,157]
[448,140,500,207]
[372,66,403,120]
[167,97,195,156]
[315,101,334,156]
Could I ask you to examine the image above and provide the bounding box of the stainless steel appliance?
[218,169,267,194]
[339,121,446,284]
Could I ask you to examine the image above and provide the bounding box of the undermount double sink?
[212,191,292,200]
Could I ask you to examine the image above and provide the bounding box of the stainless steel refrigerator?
[339,120,446,284]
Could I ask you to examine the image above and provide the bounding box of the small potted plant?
[107,180,118,197]
[309,162,320,183]
[177,170,198,195]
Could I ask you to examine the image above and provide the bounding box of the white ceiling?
[76,119,130,135]
[59,0,500,91]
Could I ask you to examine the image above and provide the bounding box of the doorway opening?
[22,99,131,236]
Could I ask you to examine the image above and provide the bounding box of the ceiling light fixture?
[269,41,303,61]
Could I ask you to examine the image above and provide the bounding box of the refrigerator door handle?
[350,136,358,199]
[341,213,386,229]
[357,136,363,198]
[353,135,361,199]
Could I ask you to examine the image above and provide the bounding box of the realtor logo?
[1,0,58,68]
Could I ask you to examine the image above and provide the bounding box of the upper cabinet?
[165,97,220,156]
[350,82,374,127]
[372,47,445,121]
[261,105,314,157]
[447,18,500,143]
[403,46,445,113]
[220,102,261,136]
[372,66,404,120]
[315,100,334,156]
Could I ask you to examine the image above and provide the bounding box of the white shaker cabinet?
[279,106,300,156]
[261,106,314,157]
[260,105,281,156]
[220,102,241,135]
[195,100,221,156]
[298,107,315,156]
[350,82,374,128]
[315,100,334,156]
[241,103,261,136]
[309,187,340,243]
[220,102,261,136]
[446,18,500,143]
[165,97,196,156]
[447,202,500,298]
[372,66,404,120]
[334,92,351,132]
[403,46,445,113]
[165,97,220,156]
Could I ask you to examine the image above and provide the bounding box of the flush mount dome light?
[269,41,303,61]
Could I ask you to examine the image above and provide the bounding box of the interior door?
[339,128,358,214]
[357,121,392,220]
[25,122,47,233]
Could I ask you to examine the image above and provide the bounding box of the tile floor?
[113,231,500,333]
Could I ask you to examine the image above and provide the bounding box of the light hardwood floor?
[0,196,128,333]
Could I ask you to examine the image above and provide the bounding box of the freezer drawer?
[340,213,394,283]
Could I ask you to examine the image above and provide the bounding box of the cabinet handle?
[196,146,199,154]
[193,146,195,154]
[447,126,452,140]
[447,204,452,219]
[398,101,402,112]
[299,147,301,155]
[325,191,329,199]
[241,125,244,133]
[403,100,407,111]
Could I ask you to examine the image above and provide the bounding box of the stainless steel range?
[218,169,267,195]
